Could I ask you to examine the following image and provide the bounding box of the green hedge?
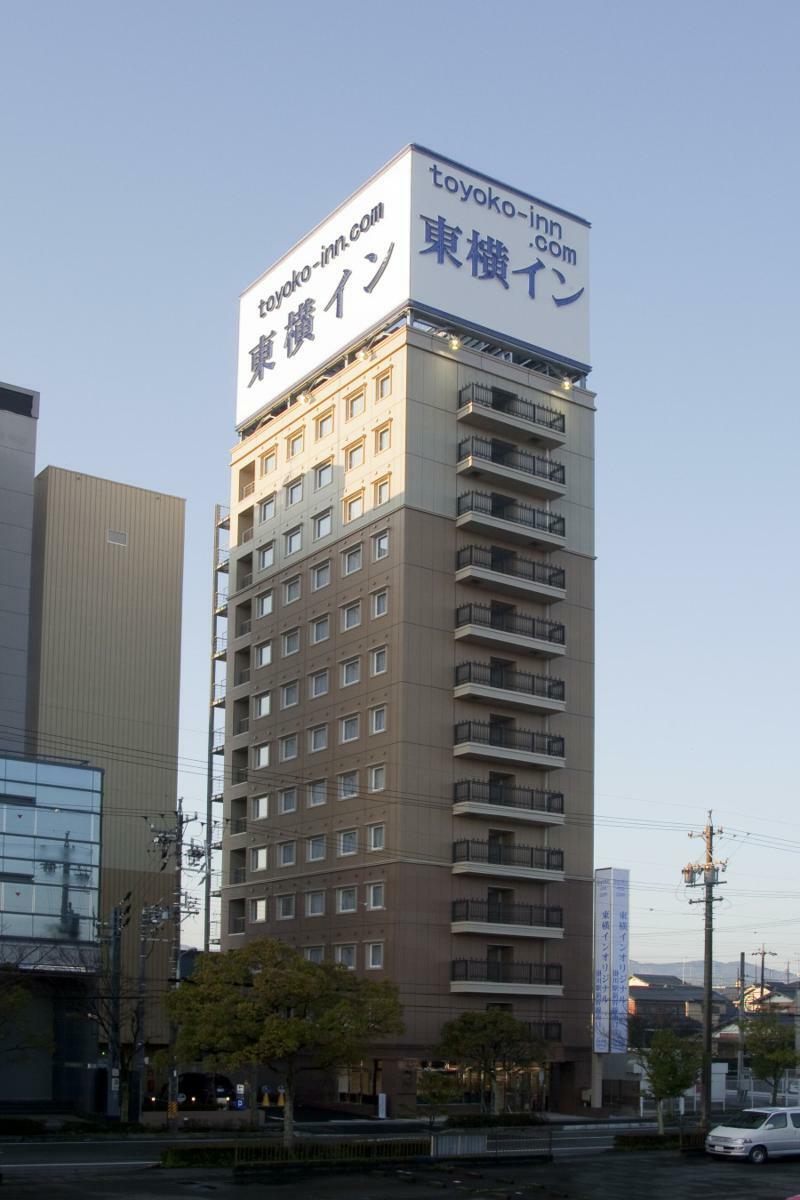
[614,1133,680,1151]
[162,1139,430,1169]
[162,1145,236,1168]
[446,1113,545,1128]
[0,1117,46,1136]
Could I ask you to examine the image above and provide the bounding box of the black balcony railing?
[458,491,566,538]
[526,1020,563,1041]
[451,959,563,985]
[458,436,566,485]
[456,603,565,646]
[452,899,563,928]
[453,839,564,872]
[453,780,564,815]
[454,721,565,759]
[458,383,566,435]
[456,545,566,591]
[455,661,565,701]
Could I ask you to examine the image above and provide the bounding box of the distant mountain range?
[630,960,798,988]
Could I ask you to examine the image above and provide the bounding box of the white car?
[706,1108,800,1164]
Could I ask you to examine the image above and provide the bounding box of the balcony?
[229,866,247,885]
[452,899,564,939]
[228,915,246,935]
[455,603,565,658]
[453,780,565,827]
[233,717,250,736]
[457,383,566,448]
[455,545,566,604]
[211,731,225,755]
[212,635,227,661]
[235,619,252,639]
[216,505,231,531]
[216,549,230,573]
[452,838,564,882]
[239,480,255,500]
[454,721,565,769]
[451,958,563,996]
[214,591,229,616]
[232,668,251,688]
[236,572,253,593]
[212,682,227,708]
[457,437,566,500]
[230,816,247,835]
[455,662,565,715]
[457,492,565,550]
[237,527,254,547]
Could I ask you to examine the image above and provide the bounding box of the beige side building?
[217,320,594,1111]
[27,468,185,1043]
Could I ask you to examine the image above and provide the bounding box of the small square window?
[307,834,326,861]
[367,881,384,909]
[337,887,357,913]
[304,946,324,964]
[344,493,363,523]
[253,742,270,769]
[287,431,304,458]
[346,440,365,471]
[276,893,295,920]
[250,897,268,922]
[253,691,271,718]
[278,787,297,814]
[309,724,328,753]
[335,943,356,968]
[285,526,302,556]
[278,840,296,867]
[368,825,385,853]
[282,628,300,656]
[343,545,362,575]
[341,657,360,686]
[375,423,391,453]
[346,391,365,420]
[366,942,384,969]
[316,410,334,440]
[258,543,275,571]
[307,779,327,807]
[261,449,277,475]
[340,714,360,743]
[280,680,299,709]
[372,589,388,618]
[312,560,331,590]
[370,646,387,676]
[250,846,268,872]
[374,477,390,506]
[368,763,386,793]
[370,706,387,735]
[310,669,329,698]
[310,613,330,644]
[306,890,325,916]
[255,641,272,668]
[284,576,301,604]
[314,460,333,490]
[338,770,358,799]
[377,372,391,400]
[372,531,389,560]
[259,495,276,523]
[313,508,332,540]
[279,733,298,761]
[286,477,303,506]
[256,590,273,618]
[342,601,361,631]
[251,794,269,819]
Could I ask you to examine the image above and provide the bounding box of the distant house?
[743,982,799,1014]
[629,973,684,988]
[627,974,734,1034]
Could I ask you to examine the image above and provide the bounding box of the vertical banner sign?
[593,868,630,1053]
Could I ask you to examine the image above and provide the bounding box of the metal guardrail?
[454,721,565,758]
[455,661,565,700]
[452,899,563,927]
[453,838,564,871]
[458,382,565,434]
[455,602,565,645]
[453,779,564,814]
[451,959,563,985]
[433,1128,553,1157]
[456,544,565,590]
[458,436,565,484]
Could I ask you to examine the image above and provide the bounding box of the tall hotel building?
[213,146,595,1111]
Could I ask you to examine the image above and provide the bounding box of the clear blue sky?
[3,0,799,973]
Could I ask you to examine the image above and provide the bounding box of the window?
[304,946,324,964]
[312,560,331,590]
[307,834,326,861]
[345,440,365,471]
[284,576,301,604]
[309,668,329,698]
[309,724,328,753]
[372,588,388,618]
[337,829,357,856]
[313,508,332,540]
[370,646,387,676]
[278,787,297,814]
[258,543,274,571]
[256,590,273,619]
[287,430,304,458]
[250,898,268,923]
[344,492,363,523]
[276,894,295,920]
[367,881,385,908]
[335,943,356,969]
[306,890,325,916]
[337,887,357,913]
[310,613,330,644]
[261,448,277,475]
[251,794,269,819]
[307,779,327,807]
[253,742,270,769]
[278,840,296,867]
[342,545,362,575]
[340,713,360,743]
[250,846,268,872]
[366,942,384,969]
[285,526,302,556]
[346,390,365,420]
[374,477,390,506]
[342,601,361,631]
[765,1112,788,1129]
[253,691,271,718]
[282,627,300,656]
[255,641,272,667]
[368,763,385,793]
[280,679,299,709]
[372,530,389,560]
[341,657,360,686]
[370,705,387,735]
[316,409,334,439]
[368,825,385,852]
[259,495,276,523]
[377,372,391,400]
[338,770,358,799]
[279,733,298,761]
[286,477,303,506]
[375,423,391,453]
[314,460,333,490]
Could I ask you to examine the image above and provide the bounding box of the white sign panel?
[593,868,630,1054]
[237,145,590,428]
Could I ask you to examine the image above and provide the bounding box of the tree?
[436,1011,544,1114]
[638,1028,701,1133]
[416,1069,463,1129]
[745,1014,800,1103]
[166,938,403,1145]
[0,965,51,1061]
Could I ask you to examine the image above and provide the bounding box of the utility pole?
[682,812,727,1130]
[107,892,131,1119]
[737,951,746,1097]
[751,944,777,1007]
[128,901,172,1123]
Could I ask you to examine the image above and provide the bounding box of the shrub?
[0,1117,46,1136]
[162,1144,236,1168]
[614,1132,680,1151]
[446,1113,545,1128]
